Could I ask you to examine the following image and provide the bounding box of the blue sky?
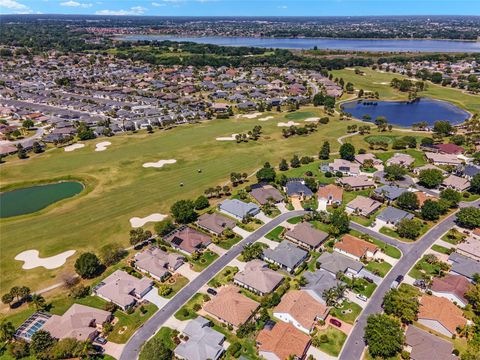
[1,0,479,16]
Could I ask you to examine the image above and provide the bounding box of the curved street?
[119,210,306,360]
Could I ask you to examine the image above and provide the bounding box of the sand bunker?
[258,116,274,121]
[277,121,300,127]
[64,143,85,152]
[130,213,167,228]
[304,117,320,122]
[143,159,177,168]
[216,134,239,141]
[241,112,262,119]
[95,141,111,152]
[15,250,76,270]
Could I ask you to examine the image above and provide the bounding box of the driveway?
[307,345,338,360]
[276,202,289,214]
[258,237,280,249]
[318,199,327,211]
[143,288,169,308]
[176,263,200,281]
[208,243,227,256]
[232,226,251,239]
[103,341,125,360]
[254,211,272,224]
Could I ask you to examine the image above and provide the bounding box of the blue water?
[340,98,471,127]
[119,35,480,53]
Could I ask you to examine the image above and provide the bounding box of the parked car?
[395,275,404,283]
[207,288,218,296]
[330,318,342,327]
[356,294,368,302]
[94,337,107,345]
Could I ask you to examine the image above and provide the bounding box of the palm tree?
[79,340,94,359]
[31,294,46,310]
[0,319,15,342]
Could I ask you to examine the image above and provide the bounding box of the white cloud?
[95,6,147,15]
[0,0,32,13]
[60,1,92,8]
[151,2,166,6]
[278,5,288,9]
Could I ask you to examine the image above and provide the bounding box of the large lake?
[341,98,471,127]
[119,35,480,53]
[0,181,84,218]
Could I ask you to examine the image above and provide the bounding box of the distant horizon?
[1,0,479,17]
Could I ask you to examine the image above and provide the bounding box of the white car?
[356,294,368,302]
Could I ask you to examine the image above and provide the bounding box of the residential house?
[302,269,344,304]
[386,153,415,167]
[262,241,308,273]
[197,212,236,236]
[317,252,364,278]
[134,247,185,281]
[414,164,446,175]
[431,274,471,308]
[425,152,462,166]
[273,290,329,334]
[250,184,284,205]
[373,185,407,203]
[285,179,314,200]
[434,143,465,155]
[284,222,329,251]
[449,252,480,281]
[218,199,260,221]
[233,259,284,296]
[327,158,360,176]
[442,175,470,192]
[336,175,375,190]
[203,285,259,329]
[457,164,480,180]
[41,304,112,341]
[333,234,379,261]
[376,206,414,228]
[456,236,480,261]
[405,326,456,360]
[354,153,382,167]
[415,191,437,207]
[174,317,225,360]
[317,184,343,205]
[256,321,311,360]
[164,226,212,255]
[345,196,382,217]
[417,295,468,337]
[94,270,153,310]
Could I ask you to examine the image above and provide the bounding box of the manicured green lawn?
[441,229,466,245]
[349,229,401,259]
[108,302,158,343]
[287,216,303,224]
[285,111,318,121]
[0,106,354,294]
[216,235,242,250]
[313,326,348,357]
[379,223,428,242]
[408,255,449,280]
[342,277,377,298]
[431,244,453,255]
[365,260,392,278]
[307,251,322,272]
[375,149,427,168]
[265,226,285,242]
[330,300,363,324]
[190,250,219,272]
[161,274,189,299]
[208,266,239,288]
[174,293,205,320]
[281,160,336,185]
[138,327,176,360]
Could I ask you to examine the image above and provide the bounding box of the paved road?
[119,210,306,360]
[340,199,480,360]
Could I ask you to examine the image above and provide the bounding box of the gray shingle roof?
[374,185,407,200]
[377,206,414,225]
[317,252,364,275]
[449,252,480,280]
[263,241,308,269]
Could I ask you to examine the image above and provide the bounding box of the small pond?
[0,181,84,218]
[340,98,470,127]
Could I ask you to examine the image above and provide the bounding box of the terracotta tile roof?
[317,184,343,203]
[415,192,436,206]
[273,290,329,330]
[256,321,310,360]
[431,274,470,305]
[418,295,467,334]
[203,286,259,327]
[334,234,378,258]
[164,226,211,254]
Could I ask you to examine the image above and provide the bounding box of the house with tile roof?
[317,184,343,205]
[134,247,185,281]
[250,183,284,205]
[425,152,463,166]
[456,236,480,261]
[386,153,415,167]
[233,260,284,296]
[442,174,470,192]
[262,241,308,273]
[345,195,382,217]
[333,234,379,261]
[449,252,480,281]
[284,222,329,251]
[164,226,212,255]
[256,321,310,360]
[174,317,225,360]
[273,290,329,334]
[431,274,471,307]
[417,295,468,337]
[405,326,457,360]
[317,251,364,278]
[337,175,375,190]
[196,212,236,236]
[302,269,344,305]
[203,286,259,329]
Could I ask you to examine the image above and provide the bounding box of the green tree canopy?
[364,314,404,359]
[384,164,407,181]
[74,252,102,279]
[170,199,198,224]
[418,169,444,189]
[383,286,420,324]
[339,143,355,161]
[456,207,480,229]
[328,209,350,236]
[396,191,419,211]
[396,218,423,239]
[139,337,173,360]
[154,219,176,236]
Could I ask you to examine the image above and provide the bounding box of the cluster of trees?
[76,122,95,141]
[129,228,153,247]
[229,172,248,186]
[281,123,317,138]
[235,125,262,142]
[339,143,355,161]
[256,162,276,183]
[364,314,404,359]
[312,93,336,109]
[390,78,425,93]
[204,185,231,198]
[1,286,31,308]
[392,135,417,150]
[278,155,314,171]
